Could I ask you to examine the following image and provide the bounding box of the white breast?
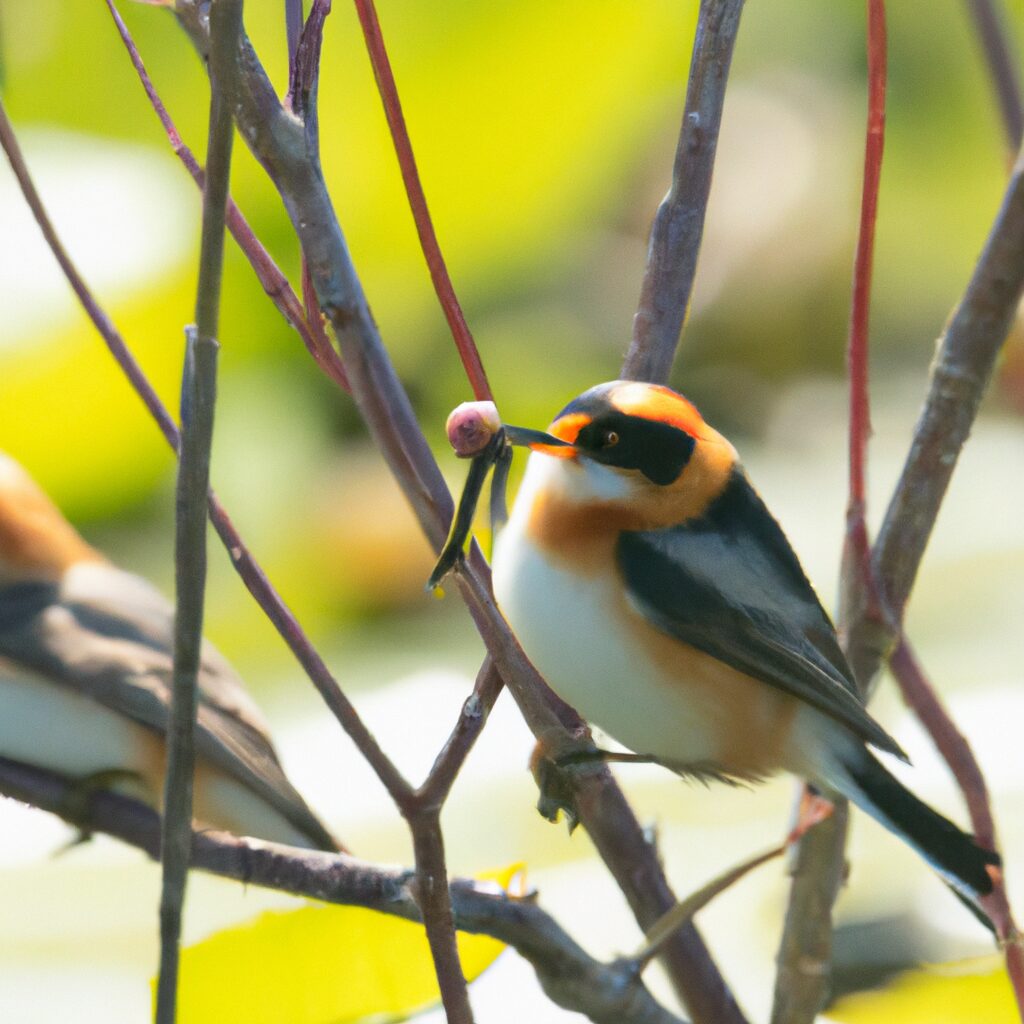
[492,455,722,765]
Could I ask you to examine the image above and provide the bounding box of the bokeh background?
[1,1,1022,1020]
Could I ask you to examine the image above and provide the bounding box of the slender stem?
[419,658,503,807]
[622,0,745,385]
[285,0,304,82]
[842,136,1024,697]
[772,5,887,1021]
[966,0,1024,155]
[104,0,349,392]
[352,0,493,403]
[407,813,474,1024]
[889,641,1024,1019]
[0,98,178,450]
[844,0,886,599]
[155,3,240,1019]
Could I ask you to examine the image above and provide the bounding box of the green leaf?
[165,865,521,1024]
[827,959,1017,1024]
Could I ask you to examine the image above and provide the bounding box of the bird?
[0,452,339,851]
[489,380,998,908]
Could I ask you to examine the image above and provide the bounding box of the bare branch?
[771,4,887,1020]
[105,0,350,392]
[352,0,493,403]
[889,641,1024,1015]
[851,141,1024,685]
[419,658,503,808]
[0,759,687,1024]
[622,0,745,385]
[171,7,744,1019]
[966,0,1024,155]
[155,3,239,1017]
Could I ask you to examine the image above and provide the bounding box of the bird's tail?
[838,750,999,905]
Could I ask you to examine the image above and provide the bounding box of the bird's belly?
[0,663,163,794]
[493,532,799,779]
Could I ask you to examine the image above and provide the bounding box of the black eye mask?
[575,415,695,486]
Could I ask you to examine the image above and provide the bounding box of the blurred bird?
[0,452,338,851]
[490,381,998,907]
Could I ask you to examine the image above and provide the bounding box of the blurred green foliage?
[0,0,1020,668]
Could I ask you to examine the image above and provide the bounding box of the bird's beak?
[502,424,575,458]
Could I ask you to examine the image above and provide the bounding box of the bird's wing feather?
[616,471,905,759]
[0,573,336,849]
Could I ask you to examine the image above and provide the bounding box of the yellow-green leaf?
[167,864,522,1024]
[827,959,1017,1024]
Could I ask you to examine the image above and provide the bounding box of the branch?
[0,759,687,1024]
[966,0,1024,155]
[889,641,1024,1016]
[772,3,886,1020]
[172,7,745,1020]
[156,3,239,1017]
[622,0,745,385]
[352,0,493,403]
[853,141,1024,683]
[104,0,350,392]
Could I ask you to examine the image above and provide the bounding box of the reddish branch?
[622,0,746,385]
[772,5,888,1022]
[104,0,350,392]
[890,641,1024,1016]
[845,0,887,592]
[352,0,493,404]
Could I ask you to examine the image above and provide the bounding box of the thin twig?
[770,5,887,1022]
[0,758,687,1024]
[419,657,503,807]
[352,0,493,403]
[171,8,745,1020]
[104,0,350,392]
[966,0,1024,155]
[155,2,239,1018]
[285,0,303,84]
[889,641,1024,1017]
[0,98,177,449]
[637,800,832,967]
[0,89,411,811]
[622,0,745,385]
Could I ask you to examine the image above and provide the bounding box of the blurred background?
[1,0,1022,1020]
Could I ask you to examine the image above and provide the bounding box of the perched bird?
[490,380,997,906]
[0,452,338,851]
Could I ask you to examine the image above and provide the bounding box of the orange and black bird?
[0,452,338,851]
[485,380,997,908]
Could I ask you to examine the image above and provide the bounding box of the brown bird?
[0,452,338,850]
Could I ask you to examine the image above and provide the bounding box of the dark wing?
[617,470,905,759]
[0,570,337,850]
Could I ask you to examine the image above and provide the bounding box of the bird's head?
[0,453,105,586]
[506,381,739,531]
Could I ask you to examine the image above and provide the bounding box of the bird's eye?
[601,430,619,448]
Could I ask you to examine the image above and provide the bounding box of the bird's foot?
[51,768,144,852]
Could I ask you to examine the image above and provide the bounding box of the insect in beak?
[427,411,570,590]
